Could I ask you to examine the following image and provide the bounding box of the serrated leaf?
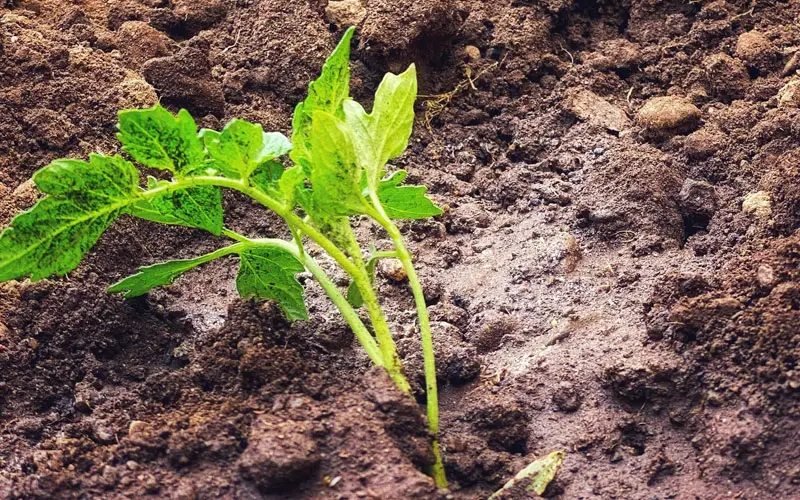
[489,451,565,499]
[291,27,354,173]
[149,185,224,235]
[343,64,417,191]
[236,246,308,320]
[128,197,185,226]
[277,165,305,207]
[204,119,291,179]
[377,170,443,220]
[109,245,239,298]
[0,154,140,281]
[308,110,368,216]
[198,128,220,142]
[117,104,205,175]
[128,175,199,227]
[295,187,353,252]
[261,132,293,161]
[250,160,285,192]
[250,162,306,210]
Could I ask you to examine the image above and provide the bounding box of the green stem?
[369,193,447,489]
[155,177,409,392]
[288,243,385,368]
[341,227,410,393]
[220,230,385,368]
[221,228,251,244]
[279,218,408,394]
[373,250,398,260]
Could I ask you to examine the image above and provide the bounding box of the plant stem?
[341,227,411,392]
[372,250,398,260]
[286,216,408,393]
[140,175,441,485]
[221,228,251,244]
[167,176,410,392]
[368,194,447,488]
[290,244,385,368]
[220,230,385,369]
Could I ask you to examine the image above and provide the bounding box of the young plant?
[0,28,447,487]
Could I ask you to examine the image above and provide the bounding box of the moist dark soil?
[1,0,799,498]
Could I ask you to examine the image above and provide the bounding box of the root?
[419,55,506,133]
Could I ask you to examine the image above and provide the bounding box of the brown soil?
[1,0,799,498]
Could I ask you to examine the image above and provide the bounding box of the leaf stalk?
[154,175,411,392]
[369,192,447,488]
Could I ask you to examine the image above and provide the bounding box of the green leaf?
[343,64,417,191]
[117,104,205,175]
[109,245,239,298]
[237,246,308,320]
[291,27,355,173]
[250,160,286,193]
[0,154,140,281]
[295,187,353,252]
[204,119,291,179]
[277,165,305,207]
[128,197,185,226]
[308,110,368,216]
[377,170,443,220]
[346,280,364,308]
[250,162,306,210]
[261,132,293,161]
[198,128,220,143]
[129,176,186,225]
[130,175,224,234]
[149,186,224,235]
[489,451,565,499]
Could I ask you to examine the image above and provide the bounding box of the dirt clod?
[469,311,518,353]
[237,416,320,493]
[443,346,481,385]
[704,53,750,101]
[115,21,172,68]
[636,96,701,136]
[552,381,582,412]
[564,89,631,133]
[142,46,225,117]
[25,108,75,149]
[684,127,724,159]
[735,31,780,74]
[467,396,530,454]
[326,0,366,28]
[360,0,460,57]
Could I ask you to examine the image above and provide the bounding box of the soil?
[1,0,799,498]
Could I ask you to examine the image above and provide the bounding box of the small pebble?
[778,80,800,108]
[636,96,701,135]
[463,45,481,62]
[742,191,771,218]
[378,258,407,282]
[756,265,776,289]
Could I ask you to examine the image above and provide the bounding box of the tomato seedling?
[0,28,447,487]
